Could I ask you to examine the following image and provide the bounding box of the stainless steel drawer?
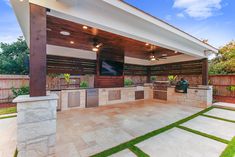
[86,89,99,108]
[68,91,80,108]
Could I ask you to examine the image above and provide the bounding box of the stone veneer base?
[13,94,58,157]
[167,86,213,108]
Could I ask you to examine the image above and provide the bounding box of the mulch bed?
[214,96,235,104]
[0,103,16,109]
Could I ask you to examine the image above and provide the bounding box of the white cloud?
[176,13,185,18]
[173,0,222,19]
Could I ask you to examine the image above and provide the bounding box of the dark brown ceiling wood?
[46,15,181,60]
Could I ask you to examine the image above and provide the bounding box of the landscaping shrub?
[11,86,29,98]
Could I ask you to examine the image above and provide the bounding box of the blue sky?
[125,0,235,48]
[0,0,234,48]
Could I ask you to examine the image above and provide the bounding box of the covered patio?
[10,0,219,157]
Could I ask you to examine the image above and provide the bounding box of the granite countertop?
[49,84,153,91]
[168,85,212,90]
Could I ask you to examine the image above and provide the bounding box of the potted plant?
[168,75,177,85]
[64,73,71,88]
[80,81,89,89]
[124,79,134,87]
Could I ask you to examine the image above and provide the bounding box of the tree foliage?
[0,37,29,74]
[209,41,235,74]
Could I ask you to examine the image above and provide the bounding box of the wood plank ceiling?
[47,15,181,60]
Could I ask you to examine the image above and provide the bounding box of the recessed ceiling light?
[174,50,178,53]
[70,41,74,44]
[83,26,88,30]
[92,47,99,52]
[60,31,70,36]
[145,43,149,46]
[19,0,24,2]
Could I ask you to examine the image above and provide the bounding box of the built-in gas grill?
[153,81,169,100]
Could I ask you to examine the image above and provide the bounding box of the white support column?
[13,94,58,157]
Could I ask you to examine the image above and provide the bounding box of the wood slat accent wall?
[124,64,149,76]
[47,55,96,75]
[150,60,203,76]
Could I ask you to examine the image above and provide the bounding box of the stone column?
[13,94,58,157]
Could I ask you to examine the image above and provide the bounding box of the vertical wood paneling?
[202,58,209,85]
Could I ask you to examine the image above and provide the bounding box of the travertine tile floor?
[181,116,235,141]
[204,108,235,121]
[0,117,17,157]
[56,100,201,157]
[136,128,226,157]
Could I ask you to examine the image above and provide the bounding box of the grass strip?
[220,136,235,157]
[13,149,18,157]
[91,107,214,157]
[129,145,150,157]
[0,107,17,115]
[0,115,17,120]
[177,125,229,144]
[201,114,235,123]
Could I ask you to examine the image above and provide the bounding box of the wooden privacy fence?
[0,75,29,103]
[0,75,94,103]
[209,75,235,97]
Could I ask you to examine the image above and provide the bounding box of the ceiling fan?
[91,37,103,52]
[149,51,168,61]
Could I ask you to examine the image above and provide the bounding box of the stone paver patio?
[56,100,201,157]
[181,116,235,141]
[0,117,16,157]
[1,101,234,157]
[56,101,235,157]
[136,128,226,157]
[205,108,235,121]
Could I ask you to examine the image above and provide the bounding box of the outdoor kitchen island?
[50,85,153,111]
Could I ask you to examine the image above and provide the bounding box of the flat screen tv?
[100,60,123,76]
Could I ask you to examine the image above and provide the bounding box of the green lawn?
[220,137,235,157]
[0,107,17,116]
